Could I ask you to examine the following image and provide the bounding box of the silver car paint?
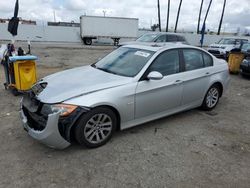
[65,45,229,130]
[20,44,230,148]
[20,101,71,149]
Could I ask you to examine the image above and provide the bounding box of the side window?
[177,36,184,41]
[183,49,204,71]
[155,35,166,42]
[203,52,213,67]
[167,35,177,42]
[149,50,180,76]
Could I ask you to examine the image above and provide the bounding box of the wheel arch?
[69,104,121,141]
[210,81,223,97]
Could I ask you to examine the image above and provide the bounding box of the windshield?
[93,47,154,77]
[242,43,250,51]
[218,38,236,45]
[136,33,159,42]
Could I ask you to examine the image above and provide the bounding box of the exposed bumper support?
[20,107,71,149]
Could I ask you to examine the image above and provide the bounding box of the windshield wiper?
[95,66,118,75]
[91,64,96,68]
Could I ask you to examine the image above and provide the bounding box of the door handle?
[174,80,183,85]
[205,72,210,76]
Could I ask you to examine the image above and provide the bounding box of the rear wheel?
[83,38,92,45]
[74,107,117,148]
[201,84,221,111]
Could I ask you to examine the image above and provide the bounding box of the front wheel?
[201,85,221,111]
[74,107,117,148]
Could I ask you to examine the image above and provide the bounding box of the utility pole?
[197,0,204,34]
[157,0,161,31]
[217,0,226,35]
[103,10,106,17]
[53,10,56,22]
[166,0,170,32]
[174,0,183,33]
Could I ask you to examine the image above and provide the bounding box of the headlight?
[51,104,78,117]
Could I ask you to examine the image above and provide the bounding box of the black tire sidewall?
[74,107,117,148]
[85,38,92,45]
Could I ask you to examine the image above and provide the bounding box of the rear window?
[203,53,213,67]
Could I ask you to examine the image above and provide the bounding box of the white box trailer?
[80,16,138,45]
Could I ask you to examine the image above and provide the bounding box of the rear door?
[135,49,183,119]
[180,49,213,107]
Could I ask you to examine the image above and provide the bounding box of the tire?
[11,88,19,96]
[83,38,92,45]
[74,107,117,148]
[201,84,221,111]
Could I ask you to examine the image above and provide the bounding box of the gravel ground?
[0,42,250,188]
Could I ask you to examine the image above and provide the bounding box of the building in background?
[0,18,36,25]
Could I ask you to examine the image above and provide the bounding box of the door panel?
[180,69,210,106]
[181,49,211,106]
[135,74,183,119]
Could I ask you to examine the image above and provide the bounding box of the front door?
[135,49,183,119]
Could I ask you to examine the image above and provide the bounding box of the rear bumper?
[20,105,71,149]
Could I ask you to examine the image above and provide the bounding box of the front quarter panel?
[64,82,138,126]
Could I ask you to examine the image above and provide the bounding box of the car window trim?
[139,49,183,81]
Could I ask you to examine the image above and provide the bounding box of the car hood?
[36,66,133,104]
[209,44,234,48]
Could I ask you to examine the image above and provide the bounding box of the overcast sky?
[0,0,249,33]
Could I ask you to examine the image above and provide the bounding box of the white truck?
[80,16,139,45]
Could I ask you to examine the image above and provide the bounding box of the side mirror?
[147,71,163,80]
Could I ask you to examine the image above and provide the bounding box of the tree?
[157,0,161,31]
[217,0,226,35]
[151,24,159,31]
[197,0,204,34]
[166,0,170,32]
[174,0,183,33]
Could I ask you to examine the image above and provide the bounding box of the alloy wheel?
[206,87,219,108]
[84,113,113,144]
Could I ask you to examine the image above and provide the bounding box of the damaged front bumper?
[20,104,71,149]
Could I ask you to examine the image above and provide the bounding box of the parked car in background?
[240,43,250,77]
[207,38,248,59]
[119,32,189,46]
[20,43,229,149]
[241,42,250,55]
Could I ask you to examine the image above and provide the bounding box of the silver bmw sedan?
[20,43,230,149]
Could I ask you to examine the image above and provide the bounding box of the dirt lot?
[0,42,250,188]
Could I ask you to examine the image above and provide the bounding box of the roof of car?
[221,37,248,40]
[123,43,196,52]
[143,32,184,36]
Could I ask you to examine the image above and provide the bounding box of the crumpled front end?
[20,104,71,149]
[19,88,90,149]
